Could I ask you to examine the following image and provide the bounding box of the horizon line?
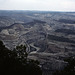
[0,9,75,12]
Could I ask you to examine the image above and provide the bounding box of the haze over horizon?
[0,0,75,12]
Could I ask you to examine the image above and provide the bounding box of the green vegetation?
[0,40,42,75]
[58,19,75,24]
[48,34,75,44]
[53,56,75,75]
[55,29,75,35]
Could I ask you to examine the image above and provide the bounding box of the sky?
[0,0,75,11]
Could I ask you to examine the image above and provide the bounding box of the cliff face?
[0,11,75,75]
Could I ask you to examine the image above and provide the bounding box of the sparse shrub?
[0,40,42,75]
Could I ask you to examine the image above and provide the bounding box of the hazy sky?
[0,0,75,11]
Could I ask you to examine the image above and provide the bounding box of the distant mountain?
[0,16,14,27]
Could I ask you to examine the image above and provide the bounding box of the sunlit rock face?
[1,29,9,35]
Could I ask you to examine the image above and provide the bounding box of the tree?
[13,44,28,63]
[53,56,75,75]
[0,40,42,75]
